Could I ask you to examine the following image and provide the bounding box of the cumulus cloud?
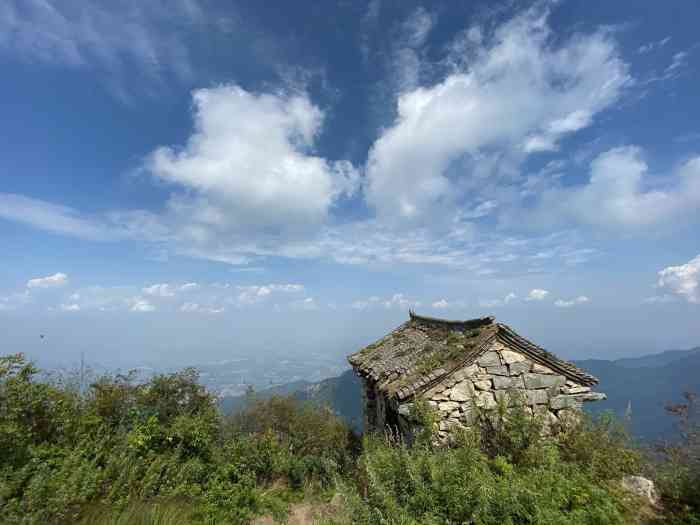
[27,272,68,289]
[529,148,700,229]
[351,294,420,311]
[656,254,700,304]
[432,299,449,309]
[235,284,304,305]
[365,5,629,223]
[554,296,590,308]
[146,85,359,237]
[179,282,200,292]
[479,292,517,308]
[526,289,549,301]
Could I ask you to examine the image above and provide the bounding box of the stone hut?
[347,312,605,441]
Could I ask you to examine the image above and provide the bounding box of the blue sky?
[1,0,699,367]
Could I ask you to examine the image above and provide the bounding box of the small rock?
[486,365,509,376]
[493,376,525,390]
[550,395,578,410]
[477,351,501,367]
[439,401,460,412]
[523,373,565,389]
[508,361,532,375]
[449,381,474,401]
[621,476,659,506]
[500,349,526,364]
[475,391,497,409]
[532,363,554,374]
[526,389,549,405]
[472,379,492,391]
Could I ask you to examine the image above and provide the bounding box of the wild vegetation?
[1,353,698,524]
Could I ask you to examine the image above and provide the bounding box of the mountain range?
[221,347,700,441]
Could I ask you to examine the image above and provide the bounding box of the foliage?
[3,352,700,524]
[652,392,700,524]
[331,406,645,525]
[0,353,354,524]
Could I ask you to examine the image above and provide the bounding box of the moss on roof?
[347,312,598,400]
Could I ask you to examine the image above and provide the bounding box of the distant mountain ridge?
[220,346,700,441]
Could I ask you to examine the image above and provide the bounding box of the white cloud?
[479,291,518,308]
[432,299,449,309]
[236,284,304,305]
[642,294,676,305]
[554,296,590,308]
[129,297,156,312]
[180,302,224,314]
[179,282,200,292]
[0,0,203,95]
[146,85,359,237]
[59,303,81,312]
[656,254,700,304]
[531,148,700,229]
[384,293,420,310]
[638,36,671,54]
[526,289,549,301]
[142,283,176,297]
[351,294,420,311]
[365,6,629,223]
[27,272,68,289]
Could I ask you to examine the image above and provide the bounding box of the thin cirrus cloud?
[27,272,68,289]
[0,0,205,97]
[554,296,590,308]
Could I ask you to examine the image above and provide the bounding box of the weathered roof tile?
[348,312,598,400]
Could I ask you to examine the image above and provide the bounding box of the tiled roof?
[348,312,598,400]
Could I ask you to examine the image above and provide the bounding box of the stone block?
[492,375,524,390]
[561,384,591,394]
[477,351,501,367]
[526,389,549,405]
[532,363,554,374]
[500,349,526,364]
[495,390,524,407]
[453,364,479,381]
[550,395,577,410]
[438,401,460,412]
[508,361,532,375]
[449,381,474,402]
[475,391,497,409]
[523,373,565,389]
[472,379,492,391]
[486,365,509,376]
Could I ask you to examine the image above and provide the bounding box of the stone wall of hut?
[394,340,604,441]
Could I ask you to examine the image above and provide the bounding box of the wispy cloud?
[554,296,590,308]
[0,0,210,99]
[27,272,68,289]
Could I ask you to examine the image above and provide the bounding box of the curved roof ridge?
[408,310,495,328]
